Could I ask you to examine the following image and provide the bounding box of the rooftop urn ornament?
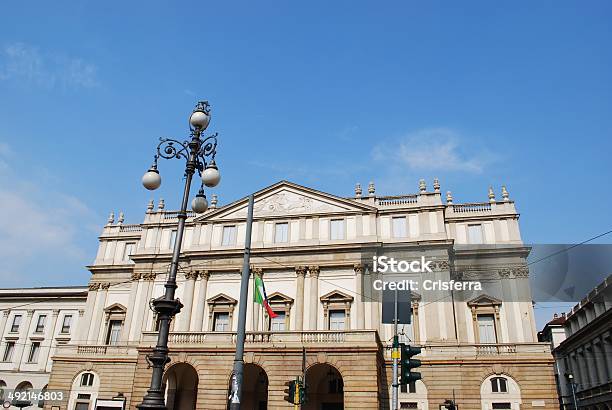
[419,179,426,193]
[433,178,440,192]
[210,194,218,209]
[488,186,496,202]
[446,191,453,204]
[355,183,362,198]
[107,212,115,225]
[118,212,125,224]
[146,199,154,213]
[157,198,165,210]
[368,181,375,197]
[502,185,510,202]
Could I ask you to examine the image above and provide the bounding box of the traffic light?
[283,380,296,404]
[400,343,422,385]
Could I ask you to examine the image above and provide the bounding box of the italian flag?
[254,275,277,318]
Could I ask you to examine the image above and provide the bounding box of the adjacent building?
[545,275,612,409]
[45,179,559,409]
[0,286,87,407]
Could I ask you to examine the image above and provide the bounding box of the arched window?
[491,377,508,393]
[481,374,521,410]
[68,371,100,410]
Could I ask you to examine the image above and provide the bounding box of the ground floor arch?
[227,363,268,410]
[164,362,198,410]
[303,363,344,410]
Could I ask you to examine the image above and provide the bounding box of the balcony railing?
[377,195,419,206]
[54,344,138,358]
[141,330,380,347]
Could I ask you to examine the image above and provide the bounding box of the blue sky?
[1,1,611,327]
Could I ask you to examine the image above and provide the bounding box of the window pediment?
[320,290,354,304]
[103,303,127,314]
[267,292,294,305]
[467,294,502,307]
[207,293,237,306]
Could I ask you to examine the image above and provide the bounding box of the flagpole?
[229,194,255,409]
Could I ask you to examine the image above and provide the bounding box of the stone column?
[294,266,306,331]
[179,271,197,331]
[604,333,612,386]
[86,283,102,342]
[96,283,111,344]
[44,310,61,371]
[354,263,365,329]
[191,270,209,331]
[122,272,141,342]
[141,273,156,332]
[309,266,320,330]
[128,274,145,341]
[18,310,36,369]
[370,269,381,334]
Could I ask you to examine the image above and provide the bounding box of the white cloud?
[0,42,98,89]
[373,128,494,173]
[0,143,99,285]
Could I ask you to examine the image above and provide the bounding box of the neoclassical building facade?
[0,286,87,407]
[46,180,558,409]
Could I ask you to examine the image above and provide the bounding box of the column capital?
[88,283,100,291]
[27,309,34,317]
[3,311,9,317]
[252,267,264,276]
[184,271,198,280]
[295,266,307,277]
[142,272,157,281]
[52,309,60,317]
[309,266,320,278]
[100,282,111,290]
[199,270,210,280]
[353,263,364,274]
[131,272,142,281]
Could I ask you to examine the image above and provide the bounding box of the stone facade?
[46,180,558,409]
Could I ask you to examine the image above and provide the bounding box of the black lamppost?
[137,101,221,410]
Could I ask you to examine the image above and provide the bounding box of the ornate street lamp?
[137,101,220,410]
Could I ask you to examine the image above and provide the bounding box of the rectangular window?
[2,342,15,362]
[75,394,91,410]
[221,226,237,246]
[400,403,418,409]
[169,230,177,249]
[27,342,41,363]
[274,222,289,243]
[468,224,483,244]
[35,315,47,333]
[329,310,346,330]
[123,242,135,261]
[270,311,286,331]
[106,320,122,345]
[61,315,73,333]
[392,217,407,238]
[477,314,497,343]
[214,312,230,331]
[330,219,345,240]
[10,315,22,333]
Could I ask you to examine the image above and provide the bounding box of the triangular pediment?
[195,180,376,222]
[207,293,237,305]
[267,292,294,304]
[467,294,502,307]
[104,303,127,313]
[320,290,354,303]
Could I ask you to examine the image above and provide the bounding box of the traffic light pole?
[391,289,399,410]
